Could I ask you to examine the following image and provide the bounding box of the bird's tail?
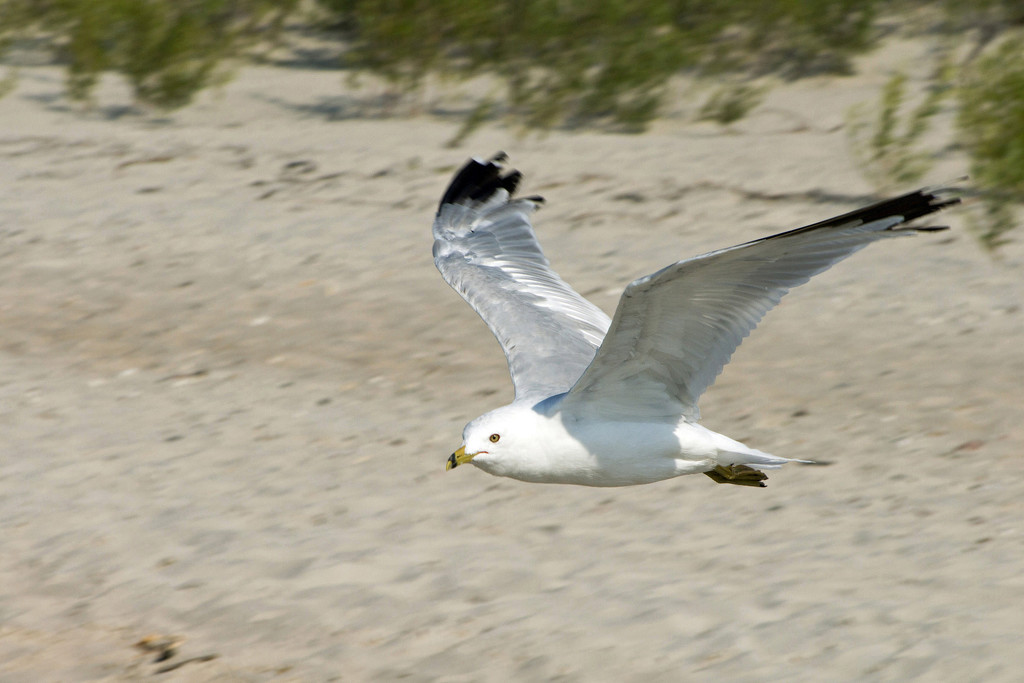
[706,446,811,487]
[716,448,809,470]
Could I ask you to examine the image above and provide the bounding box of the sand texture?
[2,42,1023,682]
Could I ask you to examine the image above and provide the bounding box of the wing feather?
[433,154,611,401]
[561,188,959,422]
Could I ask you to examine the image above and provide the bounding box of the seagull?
[434,153,958,487]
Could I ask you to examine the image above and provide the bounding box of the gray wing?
[561,188,959,422]
[433,154,611,402]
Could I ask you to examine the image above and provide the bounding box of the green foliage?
[939,0,1024,29]
[710,0,877,76]
[328,0,878,131]
[2,0,878,121]
[0,69,16,100]
[0,0,36,99]
[848,63,952,188]
[959,39,1024,194]
[68,0,299,109]
[0,0,33,83]
[1,0,298,109]
[957,36,1024,249]
[0,1,29,46]
[698,82,767,125]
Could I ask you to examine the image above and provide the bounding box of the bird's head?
[446,406,527,474]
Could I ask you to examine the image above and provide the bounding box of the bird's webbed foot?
[704,464,768,488]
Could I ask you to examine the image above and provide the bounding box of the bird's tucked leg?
[704,464,768,488]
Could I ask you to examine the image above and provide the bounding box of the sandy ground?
[1,38,1023,682]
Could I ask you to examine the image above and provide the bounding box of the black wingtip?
[815,189,961,232]
[769,188,961,241]
[438,152,526,213]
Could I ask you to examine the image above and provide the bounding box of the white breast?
[476,409,717,487]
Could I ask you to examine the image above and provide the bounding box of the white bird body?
[434,153,957,488]
[464,401,787,487]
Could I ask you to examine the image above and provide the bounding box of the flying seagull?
[434,153,958,487]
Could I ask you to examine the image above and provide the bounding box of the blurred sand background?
[1,33,1023,682]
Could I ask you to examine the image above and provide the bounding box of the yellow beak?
[446,445,476,471]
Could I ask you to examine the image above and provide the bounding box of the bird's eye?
[489,433,500,443]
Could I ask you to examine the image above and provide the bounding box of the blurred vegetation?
[0,0,878,121]
[327,0,877,131]
[939,0,1024,41]
[847,62,953,187]
[1,0,1023,245]
[845,1,1024,249]
[698,82,768,126]
[0,0,297,108]
[957,36,1024,249]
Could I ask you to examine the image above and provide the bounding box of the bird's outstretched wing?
[560,188,959,422]
[433,153,611,402]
